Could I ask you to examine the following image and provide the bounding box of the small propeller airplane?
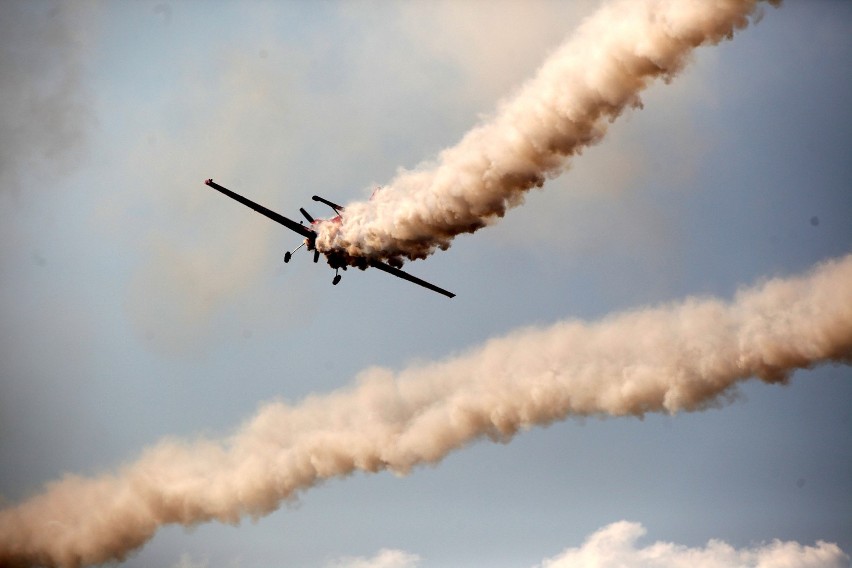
[203,179,455,298]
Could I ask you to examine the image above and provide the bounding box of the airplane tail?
[312,195,344,213]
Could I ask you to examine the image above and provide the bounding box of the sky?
[1,1,851,567]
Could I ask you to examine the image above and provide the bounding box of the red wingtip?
[204,178,213,185]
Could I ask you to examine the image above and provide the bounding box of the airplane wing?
[204,179,315,239]
[369,260,456,298]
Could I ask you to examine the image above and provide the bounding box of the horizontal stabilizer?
[312,195,344,213]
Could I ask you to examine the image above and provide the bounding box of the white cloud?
[327,548,421,568]
[537,521,850,568]
[321,523,848,568]
[173,552,209,568]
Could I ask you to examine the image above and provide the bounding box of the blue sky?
[1,1,851,567]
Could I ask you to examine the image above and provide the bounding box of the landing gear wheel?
[332,274,342,285]
[284,252,291,263]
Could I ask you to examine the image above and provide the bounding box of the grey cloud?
[0,1,98,195]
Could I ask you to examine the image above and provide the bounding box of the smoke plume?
[315,0,780,265]
[1,254,850,567]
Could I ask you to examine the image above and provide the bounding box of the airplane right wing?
[369,260,456,298]
[204,179,315,239]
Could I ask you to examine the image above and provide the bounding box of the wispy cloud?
[172,552,209,568]
[0,1,98,196]
[327,549,421,568]
[327,523,849,568]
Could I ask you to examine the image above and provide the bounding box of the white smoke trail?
[315,0,780,265]
[1,254,850,567]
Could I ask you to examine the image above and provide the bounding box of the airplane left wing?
[204,179,315,239]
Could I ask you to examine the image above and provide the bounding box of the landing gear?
[332,274,342,285]
[285,241,305,263]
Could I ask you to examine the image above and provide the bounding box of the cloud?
[114,33,325,354]
[326,522,849,568]
[327,549,421,568]
[393,0,598,107]
[0,0,97,195]
[172,553,209,568]
[537,521,850,568]
[0,0,100,280]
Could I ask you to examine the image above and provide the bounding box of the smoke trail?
[314,0,780,265]
[1,254,850,567]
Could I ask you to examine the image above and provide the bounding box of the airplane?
[203,179,455,298]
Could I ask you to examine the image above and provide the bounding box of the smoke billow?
[1,253,850,567]
[315,0,780,265]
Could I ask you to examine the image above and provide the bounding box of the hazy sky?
[1,1,850,567]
